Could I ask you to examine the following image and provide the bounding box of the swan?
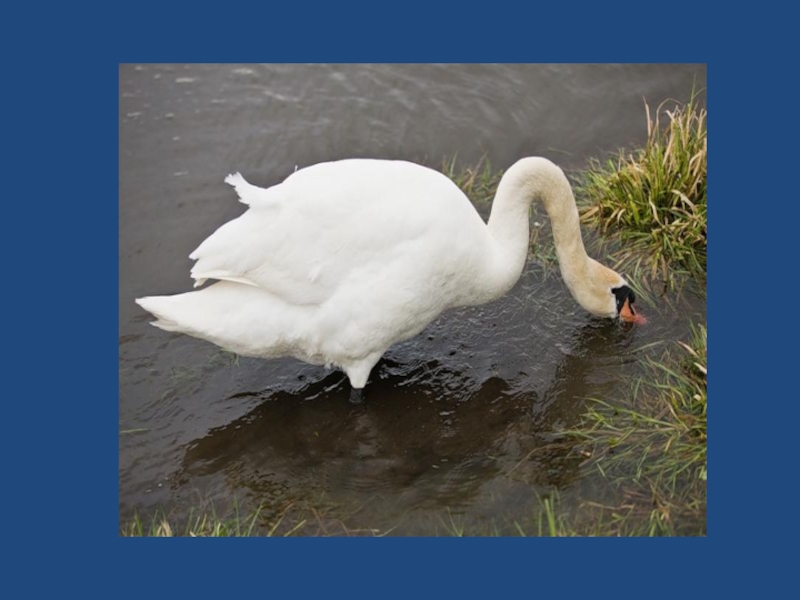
[136,157,645,403]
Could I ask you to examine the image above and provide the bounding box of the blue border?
[8,1,785,598]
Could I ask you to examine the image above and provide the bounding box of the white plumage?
[136,157,635,396]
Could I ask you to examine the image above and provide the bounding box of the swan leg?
[343,350,384,404]
[349,387,365,405]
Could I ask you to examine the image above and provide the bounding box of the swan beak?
[620,298,647,325]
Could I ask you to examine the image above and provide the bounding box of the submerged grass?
[557,323,707,536]
[576,92,707,289]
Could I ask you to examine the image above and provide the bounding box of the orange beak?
[620,298,647,325]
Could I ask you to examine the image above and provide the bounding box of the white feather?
[137,157,626,390]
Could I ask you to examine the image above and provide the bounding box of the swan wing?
[189,159,473,306]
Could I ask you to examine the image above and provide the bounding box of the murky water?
[119,63,706,534]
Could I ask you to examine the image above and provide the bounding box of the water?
[119,63,706,534]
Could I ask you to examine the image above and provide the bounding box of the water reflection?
[175,316,638,525]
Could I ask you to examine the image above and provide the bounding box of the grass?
[122,499,320,537]
[121,494,399,537]
[557,323,707,536]
[441,153,504,209]
[122,501,266,537]
[450,325,707,537]
[576,92,707,289]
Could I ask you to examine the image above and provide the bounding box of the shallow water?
[119,63,706,534]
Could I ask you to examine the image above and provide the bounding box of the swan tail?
[224,172,270,206]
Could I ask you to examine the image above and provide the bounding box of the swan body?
[136,157,641,393]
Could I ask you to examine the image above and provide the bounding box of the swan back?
[189,160,492,306]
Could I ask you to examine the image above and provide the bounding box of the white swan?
[136,157,645,402]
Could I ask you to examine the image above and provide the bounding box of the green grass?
[559,323,707,536]
[441,153,504,209]
[121,494,398,537]
[121,498,331,537]
[576,92,707,289]
[122,501,267,537]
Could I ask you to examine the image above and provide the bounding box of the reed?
[577,92,707,288]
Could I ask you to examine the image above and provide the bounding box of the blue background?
[5,1,792,598]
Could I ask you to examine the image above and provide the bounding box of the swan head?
[493,156,647,325]
[566,260,647,325]
[611,283,646,325]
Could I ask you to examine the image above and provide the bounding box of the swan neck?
[487,158,592,297]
